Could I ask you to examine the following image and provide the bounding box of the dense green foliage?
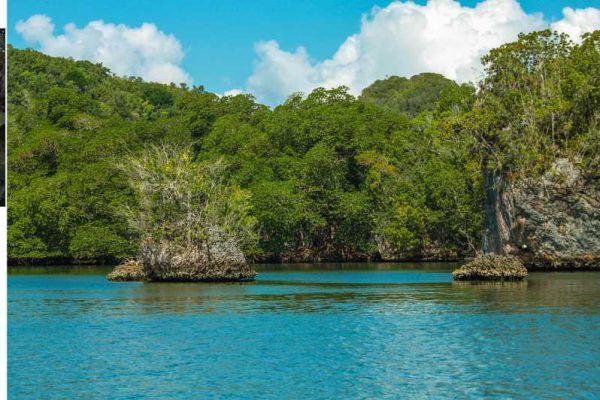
[1,28,5,207]
[360,73,473,117]
[8,29,599,264]
[121,145,257,276]
[472,30,600,176]
[122,145,257,252]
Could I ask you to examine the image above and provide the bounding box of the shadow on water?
[8,265,600,317]
[450,273,600,312]
[254,261,457,272]
[13,275,596,318]
[123,270,600,316]
[8,265,115,275]
[8,261,456,274]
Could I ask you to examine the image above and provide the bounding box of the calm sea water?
[8,263,600,399]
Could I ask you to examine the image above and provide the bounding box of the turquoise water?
[8,263,600,399]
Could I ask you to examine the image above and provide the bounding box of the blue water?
[8,264,600,399]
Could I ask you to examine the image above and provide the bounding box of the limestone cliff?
[483,159,600,269]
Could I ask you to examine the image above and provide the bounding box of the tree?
[360,73,458,117]
[469,30,600,253]
[121,144,257,279]
[13,31,597,265]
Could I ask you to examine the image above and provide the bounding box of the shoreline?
[8,258,461,267]
[7,259,600,272]
[7,254,463,267]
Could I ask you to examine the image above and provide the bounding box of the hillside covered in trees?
[7,30,600,265]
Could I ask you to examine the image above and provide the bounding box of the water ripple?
[8,266,600,399]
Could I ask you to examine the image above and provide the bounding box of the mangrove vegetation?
[7,30,600,266]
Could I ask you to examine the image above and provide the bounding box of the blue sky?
[9,0,600,103]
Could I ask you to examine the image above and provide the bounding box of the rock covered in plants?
[107,259,145,281]
[452,254,527,281]
[139,236,256,282]
[107,252,255,282]
[108,145,257,283]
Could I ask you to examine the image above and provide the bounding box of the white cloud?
[16,15,192,85]
[223,88,244,97]
[15,14,54,43]
[247,41,316,105]
[551,7,600,41]
[246,0,600,105]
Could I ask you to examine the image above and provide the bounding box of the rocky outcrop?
[453,254,527,281]
[107,259,145,281]
[483,159,600,270]
[108,237,256,282]
[141,236,256,282]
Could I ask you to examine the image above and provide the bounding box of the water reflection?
[8,265,600,399]
[129,282,253,314]
[8,265,115,275]
[119,272,600,316]
[451,273,600,313]
[9,268,600,317]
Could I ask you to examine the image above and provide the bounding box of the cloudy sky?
[10,0,600,105]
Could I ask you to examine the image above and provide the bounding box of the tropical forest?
[7,30,600,269]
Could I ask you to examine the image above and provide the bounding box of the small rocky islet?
[107,258,256,282]
[108,159,597,283]
[451,158,600,281]
[452,254,527,281]
[107,243,256,282]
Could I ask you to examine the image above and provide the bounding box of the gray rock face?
[489,159,600,269]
